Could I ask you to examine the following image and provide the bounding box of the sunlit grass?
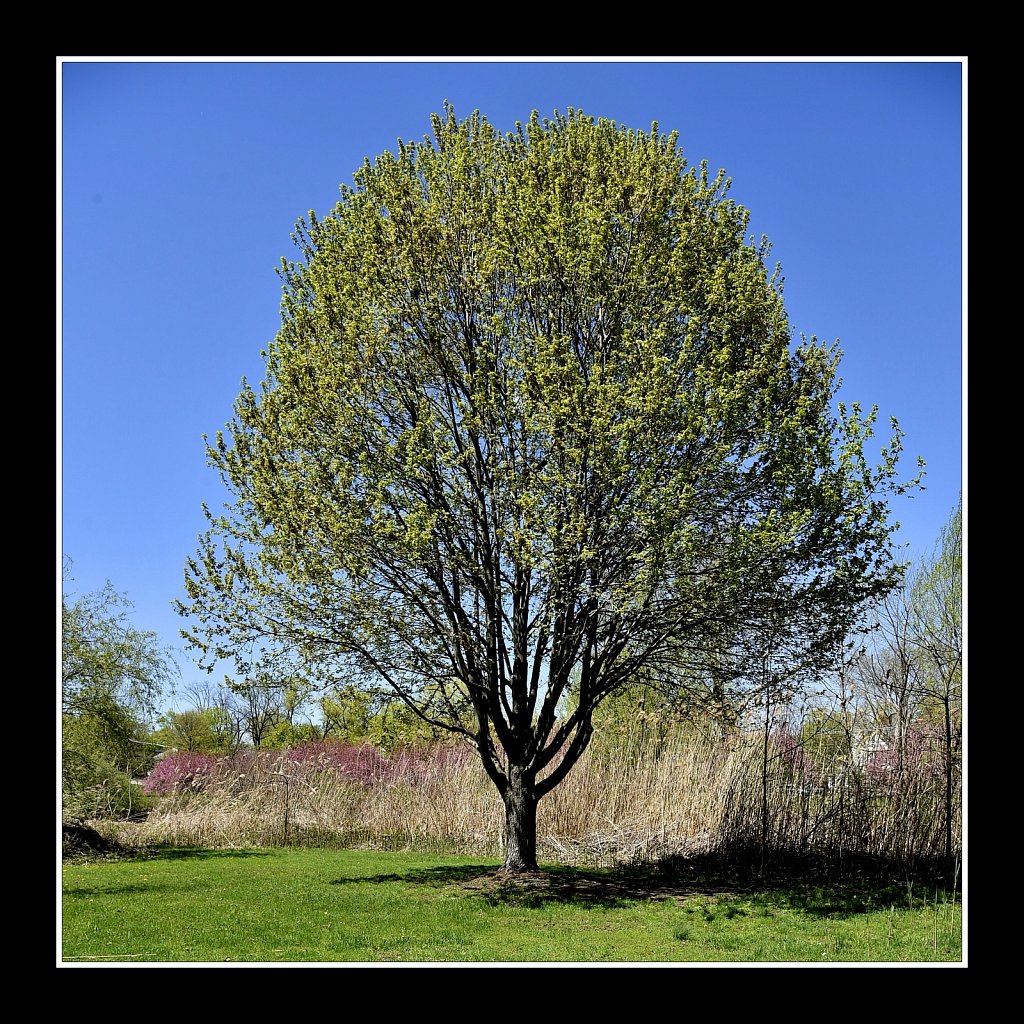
[61,847,962,964]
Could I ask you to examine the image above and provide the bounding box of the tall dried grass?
[116,716,960,868]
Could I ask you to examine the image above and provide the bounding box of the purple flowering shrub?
[142,752,218,795]
[141,740,474,796]
[770,724,821,787]
[283,741,387,783]
[272,740,475,785]
[866,722,947,782]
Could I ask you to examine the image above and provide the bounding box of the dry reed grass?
[112,716,960,868]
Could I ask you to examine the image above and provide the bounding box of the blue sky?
[59,59,964,708]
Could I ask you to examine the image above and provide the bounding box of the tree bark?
[501,765,538,872]
[943,691,954,863]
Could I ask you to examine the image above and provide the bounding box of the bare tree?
[910,499,962,861]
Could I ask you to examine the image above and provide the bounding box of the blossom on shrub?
[141,739,476,797]
[865,722,946,782]
[142,751,218,795]
[770,724,821,786]
[284,741,387,783]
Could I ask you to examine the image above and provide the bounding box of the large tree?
[181,107,919,871]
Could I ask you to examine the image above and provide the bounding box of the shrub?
[866,722,946,782]
[281,741,386,782]
[142,752,218,795]
[770,723,821,787]
[62,708,155,819]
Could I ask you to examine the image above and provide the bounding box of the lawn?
[61,847,963,964]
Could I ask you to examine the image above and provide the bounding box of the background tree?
[217,669,322,749]
[220,673,286,750]
[854,585,921,775]
[854,502,961,743]
[319,685,374,745]
[320,684,437,752]
[62,566,176,818]
[181,107,920,872]
[149,707,235,755]
[910,497,962,861]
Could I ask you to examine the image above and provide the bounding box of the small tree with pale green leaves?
[181,106,920,871]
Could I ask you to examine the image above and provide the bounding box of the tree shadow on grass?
[329,851,960,914]
[64,882,171,899]
[330,865,659,909]
[330,863,764,910]
[65,845,275,865]
[139,846,275,862]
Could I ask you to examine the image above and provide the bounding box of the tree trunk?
[943,692,954,863]
[501,766,538,872]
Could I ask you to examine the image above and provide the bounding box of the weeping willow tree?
[63,573,175,819]
[180,106,919,871]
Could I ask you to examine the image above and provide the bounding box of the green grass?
[61,847,962,963]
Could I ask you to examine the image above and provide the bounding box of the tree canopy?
[181,106,920,870]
